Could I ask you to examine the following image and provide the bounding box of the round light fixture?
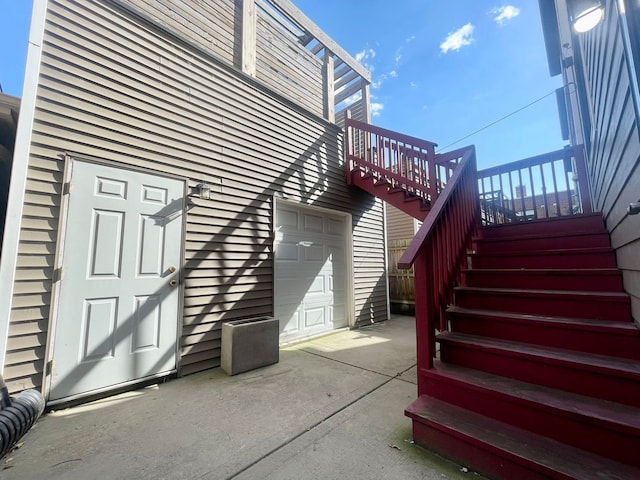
[573,4,604,32]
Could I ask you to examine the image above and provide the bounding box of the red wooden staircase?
[407,214,640,479]
[344,116,640,479]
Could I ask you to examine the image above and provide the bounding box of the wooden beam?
[323,49,335,122]
[242,0,257,77]
[264,0,371,82]
[335,79,364,105]
[362,83,371,123]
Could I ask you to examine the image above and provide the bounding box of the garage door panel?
[303,244,324,262]
[278,207,299,230]
[303,213,324,232]
[327,217,346,235]
[276,241,300,261]
[304,306,326,328]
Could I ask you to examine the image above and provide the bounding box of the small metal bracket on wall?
[628,200,640,215]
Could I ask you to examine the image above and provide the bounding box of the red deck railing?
[345,114,455,204]
[478,145,592,225]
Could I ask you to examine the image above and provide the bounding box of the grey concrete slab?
[289,315,417,378]
[2,349,389,480]
[0,316,485,480]
[232,379,476,480]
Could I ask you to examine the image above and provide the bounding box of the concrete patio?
[1,315,483,479]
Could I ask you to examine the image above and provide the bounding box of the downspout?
[0,0,48,373]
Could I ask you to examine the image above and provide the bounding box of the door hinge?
[62,182,72,195]
[46,360,55,374]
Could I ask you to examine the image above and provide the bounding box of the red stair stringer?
[349,169,430,220]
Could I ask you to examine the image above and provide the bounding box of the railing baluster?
[527,166,537,220]
[550,160,561,217]
[539,163,549,219]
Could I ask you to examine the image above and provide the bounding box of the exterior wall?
[3,0,386,393]
[566,0,640,320]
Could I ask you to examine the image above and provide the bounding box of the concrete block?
[221,316,279,375]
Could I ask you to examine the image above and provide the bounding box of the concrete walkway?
[1,316,483,479]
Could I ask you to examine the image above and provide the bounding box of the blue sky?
[0,1,564,170]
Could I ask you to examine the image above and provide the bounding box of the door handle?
[169,279,177,287]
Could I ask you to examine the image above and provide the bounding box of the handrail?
[477,145,592,225]
[344,112,445,204]
[398,146,479,374]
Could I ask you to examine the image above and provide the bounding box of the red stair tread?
[446,306,639,335]
[426,361,640,433]
[470,246,614,257]
[437,331,640,378]
[462,267,622,277]
[474,230,608,243]
[406,395,640,480]
[455,286,629,301]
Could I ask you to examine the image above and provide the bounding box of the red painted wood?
[447,306,640,359]
[462,268,624,292]
[455,286,631,321]
[420,364,640,467]
[469,247,617,269]
[438,332,640,407]
[478,213,605,239]
[406,396,640,480]
[473,231,611,253]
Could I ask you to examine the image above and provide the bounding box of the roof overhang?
[538,0,563,77]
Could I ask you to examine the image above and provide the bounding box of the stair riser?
[474,233,611,254]
[448,315,640,360]
[479,215,605,239]
[410,420,567,480]
[422,373,640,466]
[470,252,616,269]
[439,342,640,407]
[455,291,630,321]
[463,272,623,292]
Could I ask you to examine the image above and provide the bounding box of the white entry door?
[275,203,349,343]
[49,161,184,401]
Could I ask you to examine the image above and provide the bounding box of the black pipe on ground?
[0,377,45,459]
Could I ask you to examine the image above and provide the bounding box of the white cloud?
[355,48,376,71]
[440,23,474,54]
[492,5,520,24]
[389,70,397,78]
[371,103,384,116]
[406,35,416,43]
[410,81,417,88]
[394,52,403,65]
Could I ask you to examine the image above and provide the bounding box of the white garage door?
[275,203,349,343]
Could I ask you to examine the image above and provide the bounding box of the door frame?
[43,154,188,403]
[273,197,355,342]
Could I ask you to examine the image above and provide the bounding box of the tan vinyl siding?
[5,0,385,391]
[577,0,640,320]
[386,204,419,242]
